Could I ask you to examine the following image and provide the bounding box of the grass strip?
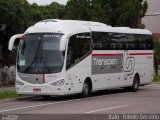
[154,74,160,81]
[0,91,21,100]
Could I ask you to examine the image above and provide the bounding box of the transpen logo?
[92,58,118,68]
[92,53,135,76]
[92,55,123,74]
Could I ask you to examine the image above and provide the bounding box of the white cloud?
[27,0,68,5]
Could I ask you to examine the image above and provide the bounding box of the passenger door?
[66,33,92,93]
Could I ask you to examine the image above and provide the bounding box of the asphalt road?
[0,83,160,120]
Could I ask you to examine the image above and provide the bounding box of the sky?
[27,0,68,5]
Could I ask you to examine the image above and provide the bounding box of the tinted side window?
[133,34,140,49]
[92,32,153,50]
[125,34,136,50]
[138,35,146,50]
[66,33,91,69]
[145,35,153,50]
[110,33,125,50]
[92,32,110,50]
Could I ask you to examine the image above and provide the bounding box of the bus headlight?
[51,79,65,86]
[16,80,24,86]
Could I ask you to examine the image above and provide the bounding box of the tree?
[0,0,149,67]
[64,0,78,19]
[0,0,31,66]
[48,2,65,19]
[108,0,148,27]
[154,39,160,75]
[65,0,148,28]
[89,0,110,23]
[0,0,65,67]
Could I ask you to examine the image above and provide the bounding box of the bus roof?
[25,19,152,35]
[109,27,152,35]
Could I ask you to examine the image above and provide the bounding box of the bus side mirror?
[8,34,24,51]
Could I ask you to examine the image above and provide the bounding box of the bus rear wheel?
[124,75,139,92]
[131,75,139,92]
[81,81,91,98]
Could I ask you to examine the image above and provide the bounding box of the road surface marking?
[0,101,67,113]
[2,83,157,113]
[85,104,129,114]
[0,93,119,113]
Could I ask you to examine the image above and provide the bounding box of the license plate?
[33,88,41,92]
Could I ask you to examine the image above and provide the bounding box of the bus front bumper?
[16,84,66,96]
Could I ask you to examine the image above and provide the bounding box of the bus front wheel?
[81,80,91,98]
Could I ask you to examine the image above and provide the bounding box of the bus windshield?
[17,33,64,74]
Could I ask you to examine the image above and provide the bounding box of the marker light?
[16,80,24,86]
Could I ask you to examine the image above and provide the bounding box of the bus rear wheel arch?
[81,78,92,98]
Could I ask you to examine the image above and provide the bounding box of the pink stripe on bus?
[92,54,123,57]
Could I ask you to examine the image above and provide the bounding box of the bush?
[154,75,160,81]
[0,66,15,86]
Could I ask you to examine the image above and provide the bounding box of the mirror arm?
[8,34,24,51]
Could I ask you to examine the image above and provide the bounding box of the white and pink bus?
[8,20,154,97]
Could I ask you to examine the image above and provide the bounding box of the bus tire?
[131,74,139,92]
[124,74,139,92]
[81,80,91,98]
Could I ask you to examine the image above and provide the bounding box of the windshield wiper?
[23,36,51,74]
[23,38,42,73]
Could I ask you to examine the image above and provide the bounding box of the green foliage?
[89,0,110,23]
[0,91,21,100]
[137,24,145,29]
[154,39,160,75]
[0,0,31,66]
[154,39,160,60]
[65,0,148,27]
[154,74,160,81]
[0,0,148,67]
[141,1,148,17]
[0,0,65,66]
[65,0,90,20]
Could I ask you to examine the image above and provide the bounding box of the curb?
[0,98,19,102]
